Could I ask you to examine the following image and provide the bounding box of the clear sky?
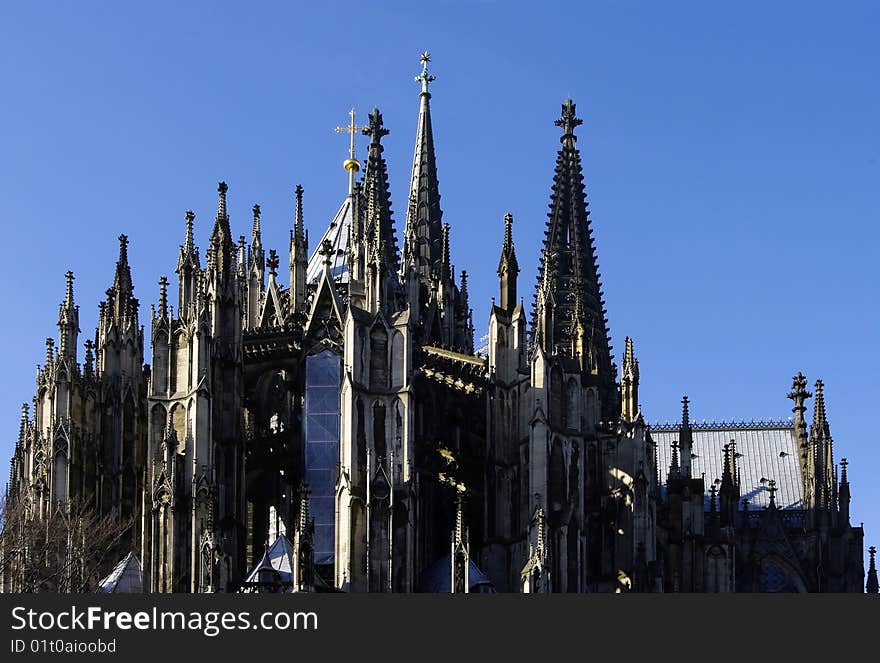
[1,2,877,561]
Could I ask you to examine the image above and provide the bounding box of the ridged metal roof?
[652,423,804,510]
[306,194,354,284]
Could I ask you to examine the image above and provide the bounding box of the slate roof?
[243,534,296,588]
[97,552,143,593]
[306,194,354,284]
[417,555,496,593]
[651,421,804,510]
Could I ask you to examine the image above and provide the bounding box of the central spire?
[404,51,444,280]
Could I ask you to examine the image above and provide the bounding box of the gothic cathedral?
[3,55,872,594]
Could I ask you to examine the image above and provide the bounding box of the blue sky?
[1,2,877,559]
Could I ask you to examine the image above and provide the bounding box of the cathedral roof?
[97,552,143,593]
[242,534,297,591]
[416,555,496,593]
[306,194,354,284]
[651,421,803,510]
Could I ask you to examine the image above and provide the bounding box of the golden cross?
[335,108,369,194]
[335,108,368,163]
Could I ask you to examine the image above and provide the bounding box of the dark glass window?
[304,350,341,567]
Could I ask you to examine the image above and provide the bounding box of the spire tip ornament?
[416,51,435,95]
[335,108,369,194]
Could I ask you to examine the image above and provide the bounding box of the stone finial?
[217,181,228,218]
[555,98,583,141]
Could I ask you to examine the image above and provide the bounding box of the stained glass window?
[304,350,341,568]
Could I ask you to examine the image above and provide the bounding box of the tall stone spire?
[404,52,444,280]
[531,100,614,411]
[497,213,519,311]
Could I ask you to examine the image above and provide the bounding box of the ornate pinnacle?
[681,395,690,427]
[267,249,279,276]
[416,51,435,95]
[118,234,129,265]
[83,339,94,375]
[216,181,228,220]
[787,371,811,414]
[184,210,195,254]
[767,479,778,508]
[294,184,304,238]
[503,213,514,249]
[64,270,75,308]
[252,204,261,244]
[363,107,390,146]
[670,440,680,473]
[869,546,879,593]
[158,276,168,317]
[320,238,333,267]
[441,223,451,280]
[840,457,848,483]
[299,480,311,532]
[554,98,583,142]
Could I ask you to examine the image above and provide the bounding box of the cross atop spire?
[416,51,435,96]
[336,108,368,194]
[555,98,583,143]
[767,479,778,508]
